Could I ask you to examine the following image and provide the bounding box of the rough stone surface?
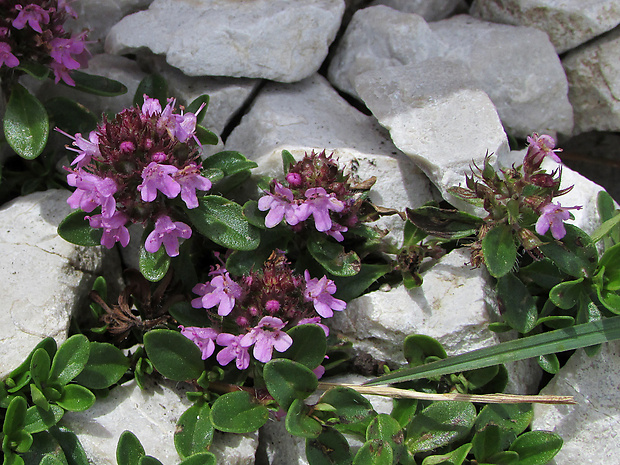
[369,0,464,21]
[353,59,510,209]
[430,15,573,138]
[562,28,620,135]
[105,0,345,82]
[532,342,620,464]
[62,378,259,465]
[470,0,620,53]
[0,190,108,379]
[328,6,448,99]
[225,74,438,241]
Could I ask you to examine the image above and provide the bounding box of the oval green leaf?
[210,391,269,433]
[44,97,98,135]
[549,278,584,310]
[178,452,217,465]
[57,210,103,247]
[4,396,27,435]
[317,387,376,436]
[49,334,90,385]
[353,439,393,465]
[56,384,95,412]
[24,405,64,434]
[174,402,215,458]
[4,84,49,159]
[139,242,171,283]
[73,342,129,389]
[70,71,128,97]
[285,399,322,439]
[306,428,351,465]
[279,324,327,370]
[508,431,562,465]
[264,359,318,411]
[307,237,361,277]
[420,442,472,465]
[116,431,145,465]
[186,95,210,124]
[482,223,517,278]
[496,273,538,333]
[366,413,404,463]
[143,329,204,381]
[202,151,258,176]
[539,224,598,278]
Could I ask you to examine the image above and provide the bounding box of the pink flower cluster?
[0,1,89,86]
[180,253,345,370]
[62,95,211,256]
[258,151,362,242]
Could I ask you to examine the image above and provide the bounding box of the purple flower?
[0,42,19,68]
[180,326,218,360]
[300,187,345,232]
[286,172,303,187]
[303,270,346,318]
[49,36,86,71]
[141,95,161,117]
[57,0,78,18]
[216,333,250,370]
[86,211,130,249]
[535,202,582,240]
[325,223,348,242]
[173,111,197,143]
[240,316,293,364]
[258,181,301,228]
[138,162,181,202]
[174,164,212,209]
[525,134,562,165]
[67,171,117,217]
[56,129,101,169]
[144,215,192,257]
[12,4,50,33]
[50,61,74,86]
[298,317,329,336]
[191,272,243,316]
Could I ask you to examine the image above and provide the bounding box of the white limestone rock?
[105,0,345,82]
[353,59,510,210]
[430,15,573,138]
[330,248,541,394]
[562,28,620,134]
[0,190,108,379]
[470,0,620,53]
[62,378,259,465]
[369,0,464,21]
[66,0,153,53]
[532,341,620,464]
[225,74,438,240]
[328,6,449,99]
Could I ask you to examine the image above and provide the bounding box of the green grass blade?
[365,316,620,386]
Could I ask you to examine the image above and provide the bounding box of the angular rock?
[0,190,109,379]
[430,15,573,138]
[369,0,464,21]
[470,0,620,53]
[106,0,345,82]
[329,248,542,394]
[225,74,438,241]
[328,6,448,99]
[353,59,510,209]
[62,378,259,465]
[532,342,620,464]
[562,28,620,134]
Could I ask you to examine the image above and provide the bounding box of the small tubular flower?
[12,4,50,33]
[0,42,19,68]
[192,272,243,316]
[216,333,250,370]
[301,187,345,232]
[138,162,181,202]
[174,164,212,209]
[87,211,130,249]
[67,171,117,217]
[303,270,346,318]
[525,133,562,166]
[180,326,218,360]
[240,316,293,363]
[258,181,301,228]
[145,215,192,257]
[535,202,582,240]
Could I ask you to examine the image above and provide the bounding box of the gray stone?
[532,341,620,464]
[470,0,620,53]
[328,6,448,99]
[563,28,620,134]
[225,74,438,242]
[0,190,109,379]
[62,378,259,465]
[105,0,345,82]
[369,0,464,21]
[430,15,573,138]
[353,59,510,210]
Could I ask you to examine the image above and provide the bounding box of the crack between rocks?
[6,241,97,275]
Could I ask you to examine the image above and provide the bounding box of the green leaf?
[195,125,219,145]
[391,399,417,429]
[472,424,504,462]
[536,315,575,330]
[44,98,98,135]
[539,224,598,278]
[138,456,163,465]
[406,402,475,454]
[12,430,34,453]
[177,453,217,465]
[549,278,585,309]
[366,414,404,464]
[186,95,210,125]
[598,242,620,290]
[30,348,51,388]
[202,151,258,176]
[73,342,129,389]
[420,442,472,465]
[279,324,327,370]
[24,405,64,434]
[403,335,447,367]
[475,403,532,437]
[39,454,66,465]
[282,150,296,172]
[56,384,95,412]
[403,220,428,247]
[174,402,215,458]
[482,224,517,278]
[23,430,69,465]
[264,359,318,411]
[3,451,25,465]
[186,196,260,250]
[49,335,90,386]
[30,384,49,411]
[242,200,268,229]
[365,316,620,386]
[168,301,213,327]
[139,232,172,283]
[593,190,620,245]
[210,391,269,433]
[4,396,27,435]
[332,263,392,301]
[537,353,560,374]
[518,259,563,290]
[353,439,393,465]
[70,71,128,97]
[143,329,204,381]
[508,431,562,465]
[496,273,538,333]
[4,84,49,159]
[133,74,167,107]
[285,399,322,439]
[307,237,360,277]
[116,431,145,465]
[305,428,352,465]
[16,62,49,80]
[57,210,103,247]
[317,387,376,436]
[405,206,482,240]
